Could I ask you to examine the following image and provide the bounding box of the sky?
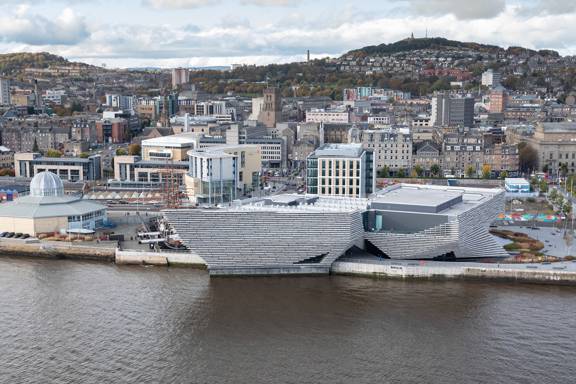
[0,0,575,68]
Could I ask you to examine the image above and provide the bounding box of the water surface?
[1,257,575,383]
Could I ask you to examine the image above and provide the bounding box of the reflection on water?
[1,257,575,384]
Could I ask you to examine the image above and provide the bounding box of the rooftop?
[372,185,463,213]
[311,143,365,158]
[540,122,576,133]
[142,134,199,147]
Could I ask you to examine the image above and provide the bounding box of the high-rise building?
[481,69,501,88]
[431,93,474,128]
[489,86,507,114]
[306,143,375,198]
[0,78,11,105]
[171,68,189,89]
[258,87,281,128]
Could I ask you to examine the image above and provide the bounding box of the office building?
[489,87,507,114]
[525,122,576,174]
[14,153,102,181]
[306,143,375,198]
[172,68,189,89]
[96,118,129,144]
[352,127,412,173]
[0,78,11,105]
[481,69,501,88]
[431,94,474,128]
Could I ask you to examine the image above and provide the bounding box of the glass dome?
[29,171,65,197]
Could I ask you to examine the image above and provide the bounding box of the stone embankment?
[115,249,206,268]
[0,238,116,262]
[332,258,576,285]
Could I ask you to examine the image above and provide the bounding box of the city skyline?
[0,0,575,68]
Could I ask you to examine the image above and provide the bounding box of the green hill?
[0,52,94,75]
[344,37,561,58]
[346,37,503,57]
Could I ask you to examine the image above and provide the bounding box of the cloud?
[517,0,576,16]
[241,0,301,5]
[2,1,576,68]
[142,0,300,8]
[0,7,89,45]
[143,0,217,8]
[405,0,506,20]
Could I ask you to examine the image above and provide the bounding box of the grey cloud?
[406,0,506,20]
[0,8,89,45]
[143,0,216,8]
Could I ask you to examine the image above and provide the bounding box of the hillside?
[345,37,559,58]
[0,52,95,75]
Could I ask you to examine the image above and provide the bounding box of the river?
[1,257,575,384]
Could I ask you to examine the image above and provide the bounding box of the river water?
[1,257,575,384]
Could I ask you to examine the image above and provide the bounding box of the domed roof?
[30,171,64,197]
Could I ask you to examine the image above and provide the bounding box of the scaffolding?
[160,160,182,209]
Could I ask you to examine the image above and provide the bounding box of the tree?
[128,144,141,156]
[500,170,508,180]
[539,179,548,193]
[413,165,424,177]
[430,164,441,178]
[378,166,390,178]
[560,162,569,177]
[518,142,538,173]
[115,148,127,156]
[32,138,39,153]
[45,149,62,158]
[466,165,475,178]
[482,164,492,179]
[563,202,572,215]
[0,168,15,177]
[397,169,406,178]
[79,152,90,158]
[549,188,558,201]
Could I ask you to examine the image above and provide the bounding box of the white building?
[306,143,375,198]
[42,90,66,105]
[0,171,107,236]
[368,116,394,125]
[105,94,134,111]
[481,69,501,88]
[185,149,239,205]
[306,109,350,124]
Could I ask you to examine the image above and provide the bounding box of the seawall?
[115,249,207,268]
[0,238,116,262]
[332,258,576,285]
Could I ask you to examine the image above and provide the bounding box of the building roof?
[540,122,576,133]
[34,156,94,164]
[505,178,530,185]
[0,195,105,219]
[372,185,463,213]
[0,170,106,219]
[188,148,236,159]
[30,171,64,197]
[311,143,365,158]
[142,133,198,147]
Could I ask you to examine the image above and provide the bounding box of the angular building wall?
[164,208,364,275]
